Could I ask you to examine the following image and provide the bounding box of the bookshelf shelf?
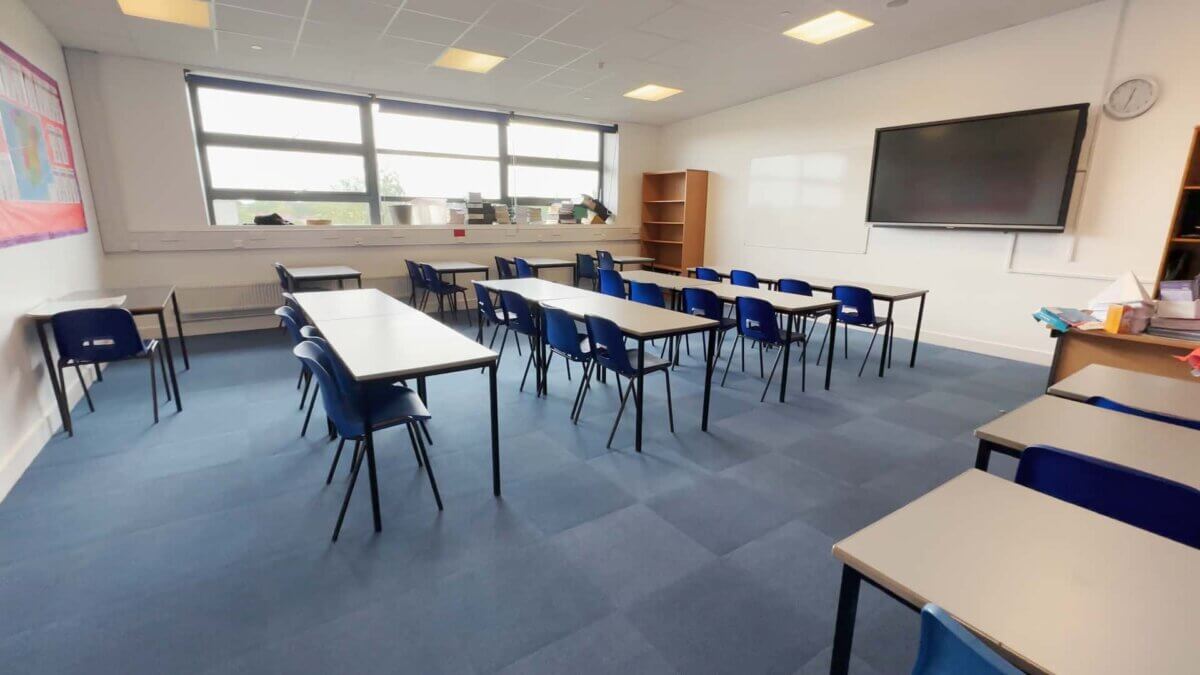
[641,170,708,274]
[1170,238,1200,244]
[1156,128,1200,293]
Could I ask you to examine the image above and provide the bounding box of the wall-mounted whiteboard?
[744,146,872,254]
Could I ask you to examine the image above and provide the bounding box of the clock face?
[1105,77,1157,119]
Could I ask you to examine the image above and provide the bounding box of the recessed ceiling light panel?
[623,84,682,102]
[783,10,873,44]
[117,0,212,28]
[434,48,505,74]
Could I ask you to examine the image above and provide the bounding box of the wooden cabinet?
[1155,126,1200,292]
[641,170,708,274]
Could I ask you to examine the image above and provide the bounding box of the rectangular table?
[688,266,928,376]
[973,395,1200,488]
[287,265,363,290]
[28,286,187,436]
[542,293,718,453]
[705,282,841,397]
[292,289,424,322]
[508,257,576,278]
[600,254,655,271]
[420,260,491,314]
[1048,364,1200,423]
[296,293,501,540]
[830,469,1200,675]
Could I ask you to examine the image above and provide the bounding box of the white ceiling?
[28,0,1101,125]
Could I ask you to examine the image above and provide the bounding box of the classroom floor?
[0,320,1045,674]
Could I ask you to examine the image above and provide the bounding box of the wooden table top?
[975,395,1200,489]
[287,265,362,280]
[543,293,716,339]
[294,289,423,322]
[834,469,1200,675]
[1048,364,1200,422]
[315,313,497,381]
[621,269,720,291]
[512,257,575,268]
[474,278,594,303]
[424,261,489,273]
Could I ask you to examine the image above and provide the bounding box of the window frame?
[186,74,617,226]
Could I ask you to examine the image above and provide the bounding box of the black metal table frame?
[33,290,188,437]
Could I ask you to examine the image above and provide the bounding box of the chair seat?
[434,284,467,294]
[718,317,737,330]
[615,348,670,374]
[344,385,431,438]
[841,317,892,329]
[59,338,158,366]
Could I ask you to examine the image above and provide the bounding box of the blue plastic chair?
[575,253,598,289]
[51,307,170,428]
[629,281,665,308]
[294,341,439,540]
[1015,445,1200,548]
[584,314,674,449]
[730,269,759,288]
[514,257,536,279]
[777,278,812,296]
[421,263,470,325]
[273,262,293,292]
[542,306,594,422]
[499,290,542,393]
[682,287,737,361]
[472,281,517,364]
[816,285,891,377]
[1087,396,1200,431]
[596,249,615,271]
[404,259,428,308]
[693,266,721,282]
[721,296,807,401]
[276,306,316,407]
[910,604,1022,675]
[598,269,625,298]
[494,256,515,280]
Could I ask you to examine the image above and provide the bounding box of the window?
[187,75,616,226]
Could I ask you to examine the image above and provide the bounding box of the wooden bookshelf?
[641,169,708,274]
[1155,127,1200,293]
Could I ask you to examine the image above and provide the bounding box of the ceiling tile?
[402,0,493,23]
[639,4,732,41]
[215,6,302,42]
[590,0,675,26]
[590,30,677,61]
[299,19,380,49]
[541,9,623,49]
[455,26,535,57]
[378,36,447,64]
[215,31,295,65]
[386,10,472,44]
[487,58,559,83]
[516,39,588,66]
[541,67,601,89]
[306,0,398,30]
[130,21,217,63]
[217,0,309,18]
[478,0,571,36]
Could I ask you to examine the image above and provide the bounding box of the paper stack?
[1087,271,1154,334]
[493,204,511,224]
[1151,274,1200,340]
[466,192,485,225]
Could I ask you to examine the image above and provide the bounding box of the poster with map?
[0,40,85,248]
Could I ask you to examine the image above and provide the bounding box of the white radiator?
[176,276,410,322]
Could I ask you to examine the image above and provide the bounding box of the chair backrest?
[735,296,781,344]
[275,306,307,346]
[832,285,877,325]
[51,308,145,363]
[910,604,1022,675]
[694,266,721,282]
[777,278,813,296]
[299,325,321,339]
[420,264,447,292]
[405,260,427,289]
[1015,445,1200,548]
[514,257,535,279]
[585,314,633,376]
[543,307,587,361]
[596,250,615,271]
[273,262,291,291]
[629,281,665,308]
[730,269,759,288]
[1087,396,1200,431]
[280,292,300,312]
[293,341,362,438]
[499,290,538,335]
[494,256,515,279]
[575,253,597,278]
[598,269,625,298]
[473,282,503,323]
[683,287,723,320]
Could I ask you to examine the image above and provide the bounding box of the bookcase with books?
[1152,125,1200,340]
[641,169,708,274]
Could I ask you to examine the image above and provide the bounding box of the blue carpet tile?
[0,319,1045,674]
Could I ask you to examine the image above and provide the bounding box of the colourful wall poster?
[0,40,86,249]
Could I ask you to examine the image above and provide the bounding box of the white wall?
[64,50,655,330]
[0,0,104,497]
[659,0,1200,363]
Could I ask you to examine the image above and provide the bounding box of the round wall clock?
[1104,76,1158,119]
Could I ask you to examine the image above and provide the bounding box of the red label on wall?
[453,229,466,238]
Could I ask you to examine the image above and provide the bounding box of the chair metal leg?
[420,419,433,446]
[326,438,348,485]
[844,321,849,359]
[741,335,747,372]
[606,377,635,448]
[816,319,831,366]
[74,364,95,412]
[300,369,311,409]
[520,344,536,392]
[297,367,305,390]
[332,439,366,540]
[412,424,443,510]
[761,345,784,402]
[858,326,882,377]
[149,351,159,424]
[159,347,172,402]
[301,383,319,436]
[571,361,592,422]
[758,340,765,377]
[721,335,741,387]
[664,369,675,433]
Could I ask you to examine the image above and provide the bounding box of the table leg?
[824,310,836,391]
[702,328,715,431]
[418,377,428,408]
[157,310,182,411]
[490,362,501,496]
[779,313,793,403]
[975,439,992,471]
[878,300,894,378]
[635,339,645,453]
[539,312,548,397]
[830,565,862,675]
[170,289,190,370]
[356,275,363,289]
[365,430,382,532]
[338,279,345,290]
[909,294,926,368]
[36,320,73,437]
